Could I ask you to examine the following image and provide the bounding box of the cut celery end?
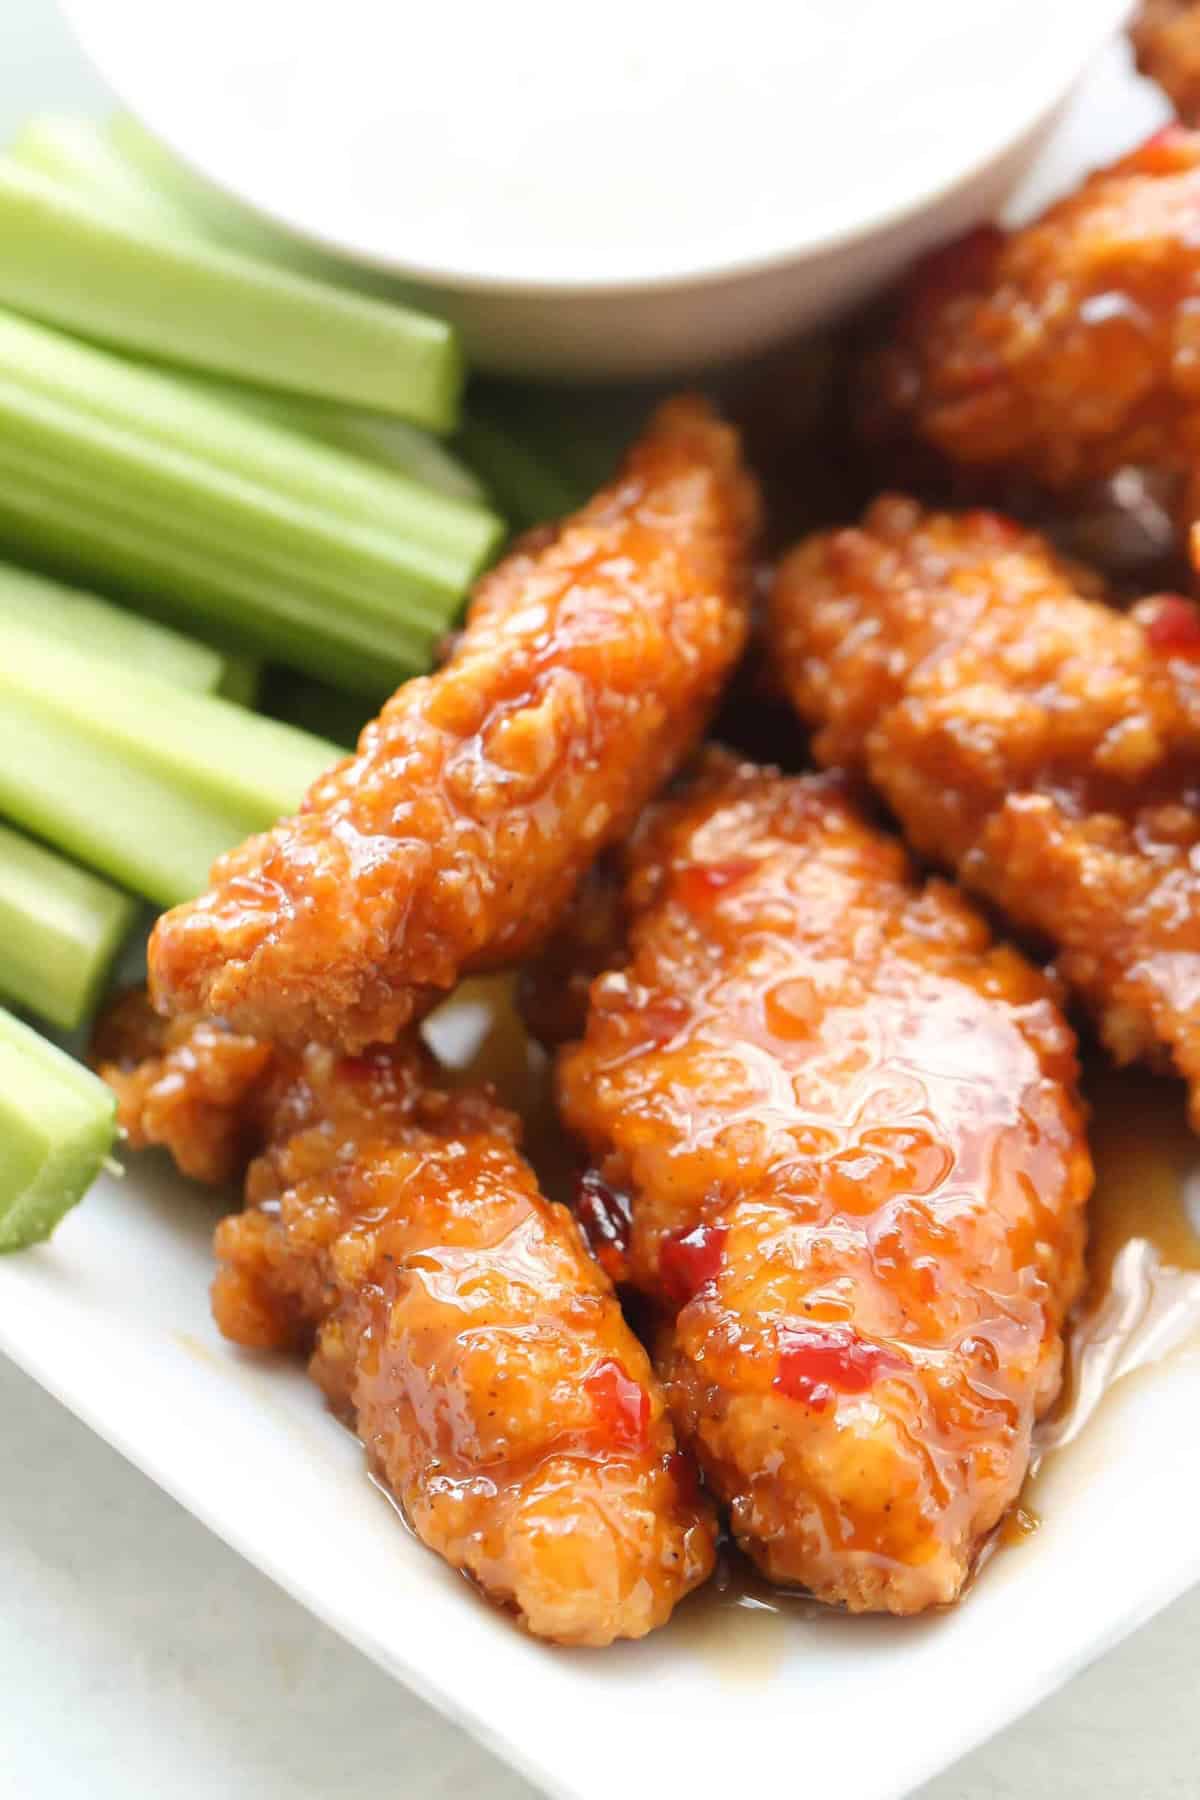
[0,158,463,430]
[0,821,138,1031]
[0,554,225,692]
[0,1007,116,1252]
[0,620,338,907]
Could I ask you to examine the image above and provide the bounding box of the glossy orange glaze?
[862,128,1200,520]
[1133,3,1200,121]
[770,497,1200,1123]
[148,396,760,1052]
[92,998,715,1645]
[558,754,1091,1613]
[222,1045,715,1645]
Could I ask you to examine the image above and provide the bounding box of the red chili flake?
[659,1223,728,1306]
[585,1359,651,1451]
[773,1325,903,1411]
[1140,593,1200,657]
[672,859,756,913]
[575,1170,633,1283]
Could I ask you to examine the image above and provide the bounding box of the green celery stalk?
[0,311,499,585]
[0,555,225,692]
[0,616,338,906]
[9,115,193,233]
[208,381,491,505]
[0,1006,116,1251]
[0,158,462,429]
[0,822,138,1031]
[0,438,430,694]
[9,123,492,511]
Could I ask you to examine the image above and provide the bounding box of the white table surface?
[2,5,1198,1797]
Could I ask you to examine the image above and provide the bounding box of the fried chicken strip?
[769,495,1200,1119]
[1133,1,1200,121]
[862,127,1200,520]
[148,396,759,1051]
[558,753,1091,1613]
[93,994,716,1645]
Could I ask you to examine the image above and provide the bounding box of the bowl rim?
[63,0,1135,295]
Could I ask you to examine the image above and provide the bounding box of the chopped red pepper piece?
[575,1169,633,1283]
[585,1358,651,1451]
[774,1324,903,1410]
[660,1222,728,1306]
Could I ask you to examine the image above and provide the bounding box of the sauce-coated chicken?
[558,754,1091,1612]
[862,128,1200,527]
[149,396,759,1051]
[93,993,715,1646]
[769,496,1200,1122]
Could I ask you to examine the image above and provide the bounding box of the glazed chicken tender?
[93,998,715,1646]
[863,128,1200,521]
[770,496,1200,1122]
[1133,1,1200,121]
[558,755,1090,1613]
[148,396,759,1051]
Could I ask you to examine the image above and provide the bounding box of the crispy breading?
[91,986,275,1185]
[148,397,759,1051]
[92,997,715,1645]
[769,495,1200,1116]
[558,754,1090,1612]
[861,128,1200,518]
[1133,1,1200,121]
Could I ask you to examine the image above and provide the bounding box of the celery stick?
[10,128,493,514]
[207,381,491,505]
[0,159,462,429]
[9,115,193,234]
[0,442,429,694]
[0,822,137,1031]
[0,312,498,585]
[0,617,338,906]
[0,555,224,692]
[0,1006,116,1251]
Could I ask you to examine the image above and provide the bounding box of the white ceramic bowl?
[61,0,1134,378]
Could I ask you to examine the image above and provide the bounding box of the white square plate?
[4,36,1200,1800]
